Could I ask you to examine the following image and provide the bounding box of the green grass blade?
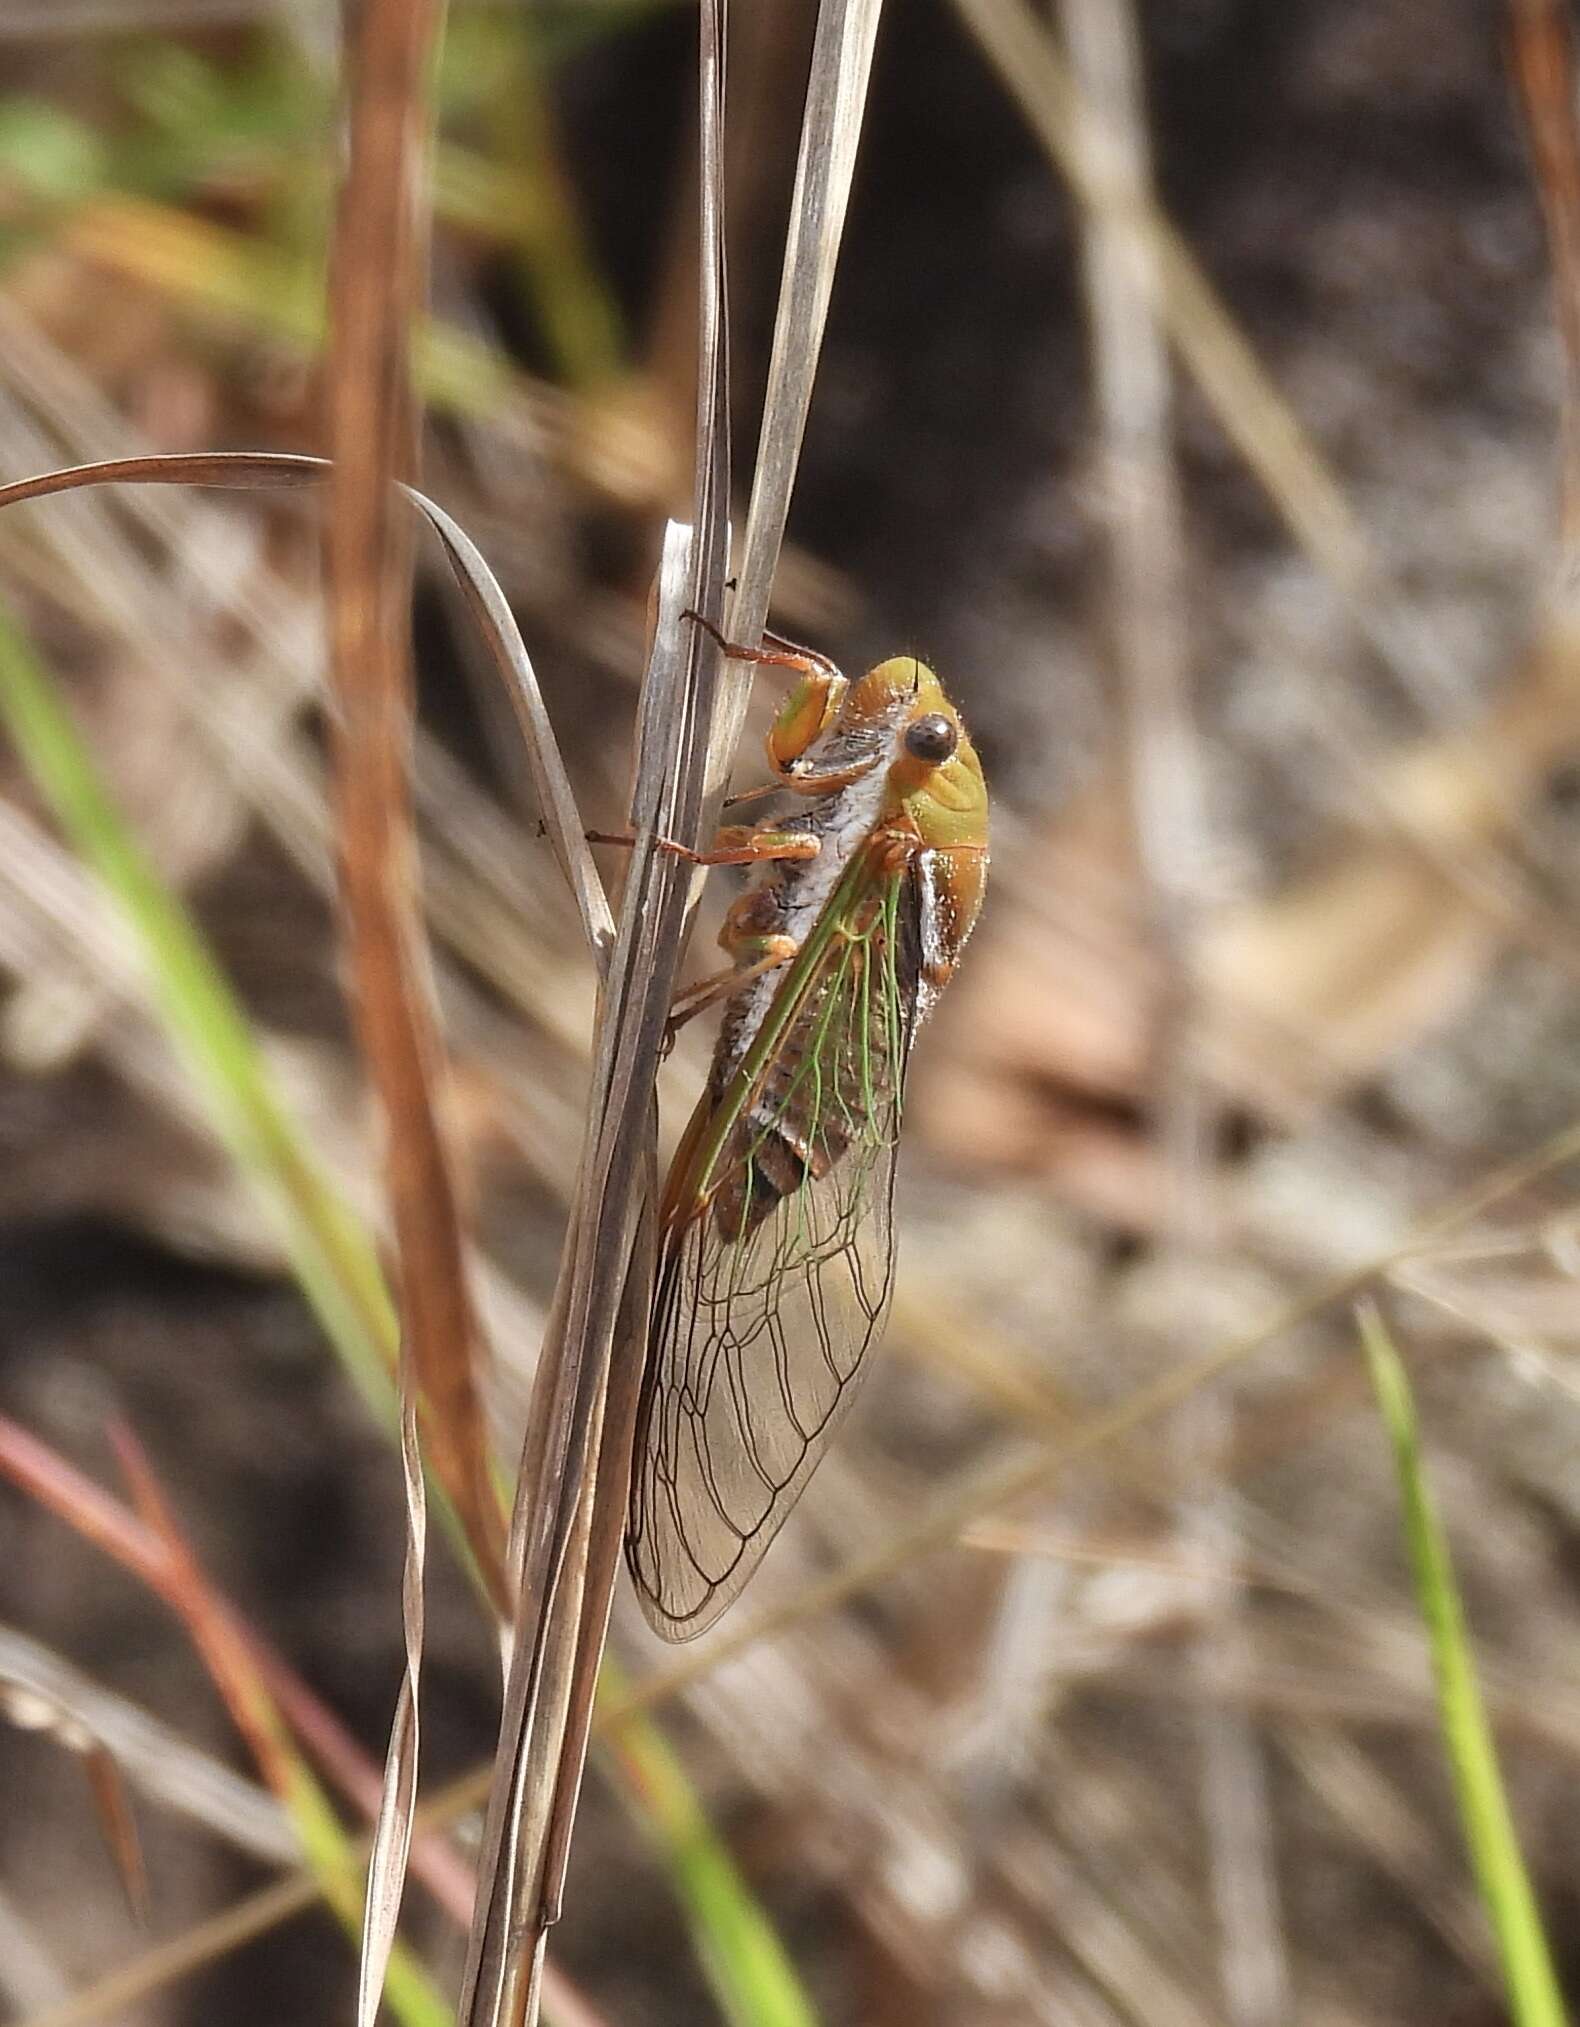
[0,602,400,1423]
[1360,1301,1570,2027]
[603,1658,817,2027]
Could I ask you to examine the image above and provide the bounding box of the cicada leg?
[667,937,797,1035]
[665,885,799,1039]
[586,825,818,867]
[683,611,873,798]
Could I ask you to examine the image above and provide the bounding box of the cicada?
[625,636,989,1639]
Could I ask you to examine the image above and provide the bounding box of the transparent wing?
[627,873,916,1640]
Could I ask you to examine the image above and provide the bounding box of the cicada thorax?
[708,826,920,1246]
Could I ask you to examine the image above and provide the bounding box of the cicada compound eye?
[903,711,958,765]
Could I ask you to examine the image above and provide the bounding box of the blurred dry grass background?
[2,1,1580,2023]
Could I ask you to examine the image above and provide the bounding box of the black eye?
[904,712,957,764]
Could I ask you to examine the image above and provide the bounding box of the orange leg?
[664,882,804,1042]
[682,612,873,794]
[721,779,782,812]
[682,610,841,685]
[667,934,798,1034]
[586,825,818,867]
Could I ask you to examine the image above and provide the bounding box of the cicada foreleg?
[683,611,873,799]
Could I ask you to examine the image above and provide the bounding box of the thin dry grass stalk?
[321,1,487,2014]
[718,0,886,804]
[457,12,733,2001]
[0,453,606,956]
[456,555,729,2022]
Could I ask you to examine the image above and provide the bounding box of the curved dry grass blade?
[0,0,287,29]
[0,1626,292,1864]
[718,0,885,793]
[407,491,614,963]
[0,451,610,961]
[362,1387,428,2027]
[0,1668,148,1924]
[0,451,329,508]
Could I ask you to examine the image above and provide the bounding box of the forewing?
[627,870,916,1640]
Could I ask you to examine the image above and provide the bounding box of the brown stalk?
[1509,0,1580,566]
[453,595,698,2022]
[320,1,508,2013]
[324,0,501,1594]
[105,1425,304,1807]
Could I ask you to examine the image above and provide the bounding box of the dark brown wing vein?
[627,859,922,1639]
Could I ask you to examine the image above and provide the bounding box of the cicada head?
[841,656,990,857]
